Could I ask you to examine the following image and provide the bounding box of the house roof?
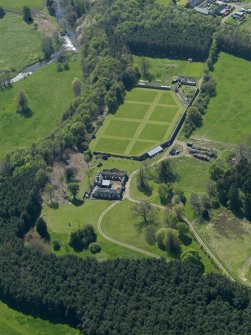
[147,146,163,157]
[102,180,111,187]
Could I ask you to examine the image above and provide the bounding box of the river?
[1,0,79,86]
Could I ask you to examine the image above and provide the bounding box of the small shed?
[147,146,163,158]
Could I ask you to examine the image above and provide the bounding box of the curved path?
[97,144,235,281]
[97,201,160,258]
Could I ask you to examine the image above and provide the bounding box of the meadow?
[90,88,184,156]
[0,0,45,11]
[0,13,45,75]
[0,300,80,335]
[193,53,251,144]
[196,209,251,285]
[0,57,80,160]
[134,55,204,84]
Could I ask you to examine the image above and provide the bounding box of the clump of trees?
[69,224,97,251]
[41,36,54,59]
[183,74,216,137]
[156,227,181,255]
[214,157,251,220]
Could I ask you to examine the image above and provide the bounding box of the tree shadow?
[179,234,192,246]
[71,198,84,206]
[17,107,33,118]
[0,11,6,19]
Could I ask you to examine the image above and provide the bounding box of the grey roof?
[147,146,163,157]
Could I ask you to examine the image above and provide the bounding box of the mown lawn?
[194,53,251,144]
[0,57,80,160]
[0,13,44,75]
[0,300,80,335]
[0,0,45,10]
[134,56,204,84]
[42,200,145,260]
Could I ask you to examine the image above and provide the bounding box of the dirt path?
[97,201,160,258]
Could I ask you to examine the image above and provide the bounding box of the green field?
[0,300,80,335]
[0,57,80,160]
[0,0,45,10]
[102,200,216,273]
[90,88,184,156]
[134,56,204,84]
[194,53,251,144]
[42,200,146,260]
[0,13,44,74]
[197,209,251,285]
[130,157,211,207]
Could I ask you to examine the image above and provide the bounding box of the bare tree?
[132,201,157,225]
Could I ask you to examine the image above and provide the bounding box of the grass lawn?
[0,13,44,74]
[158,91,177,105]
[90,88,184,156]
[102,199,217,273]
[193,53,251,144]
[104,120,140,138]
[149,105,178,122]
[126,88,158,102]
[134,56,204,85]
[93,138,130,153]
[0,300,80,335]
[130,156,211,210]
[0,0,45,11]
[139,123,168,141]
[196,209,251,284]
[115,102,150,120]
[42,200,145,260]
[0,57,80,160]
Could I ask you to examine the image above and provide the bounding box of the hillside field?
[0,300,80,335]
[0,13,44,75]
[196,209,251,285]
[0,57,80,160]
[0,0,45,10]
[90,88,184,156]
[193,53,251,144]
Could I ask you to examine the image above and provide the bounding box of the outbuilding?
[147,146,163,158]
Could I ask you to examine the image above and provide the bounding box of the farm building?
[92,186,123,200]
[91,168,128,200]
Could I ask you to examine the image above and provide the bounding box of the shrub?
[52,240,61,251]
[89,242,101,254]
